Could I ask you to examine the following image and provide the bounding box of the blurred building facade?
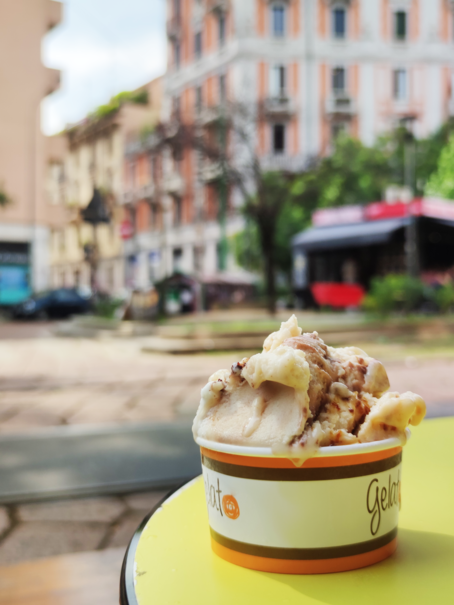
[121,0,454,290]
[0,0,61,303]
[46,78,163,293]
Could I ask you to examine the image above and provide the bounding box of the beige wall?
[0,0,62,291]
[48,77,164,293]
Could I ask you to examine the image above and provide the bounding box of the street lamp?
[399,115,419,278]
[81,188,111,292]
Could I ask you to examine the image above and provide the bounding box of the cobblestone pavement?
[0,490,168,566]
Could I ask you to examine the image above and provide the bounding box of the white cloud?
[41,0,167,134]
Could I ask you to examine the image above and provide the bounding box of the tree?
[425,132,454,199]
[291,134,391,209]
[158,102,295,314]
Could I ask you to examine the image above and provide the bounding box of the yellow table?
[120,418,454,604]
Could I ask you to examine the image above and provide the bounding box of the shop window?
[271,4,285,37]
[272,123,285,154]
[394,11,407,41]
[332,67,346,94]
[271,65,286,96]
[195,31,202,59]
[393,69,407,100]
[332,7,346,39]
[219,13,226,46]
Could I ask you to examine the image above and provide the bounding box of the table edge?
[119,482,191,605]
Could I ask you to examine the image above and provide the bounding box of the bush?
[363,274,425,317]
[93,296,124,319]
[432,283,454,314]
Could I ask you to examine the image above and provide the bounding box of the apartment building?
[47,78,163,293]
[122,0,454,288]
[0,0,61,303]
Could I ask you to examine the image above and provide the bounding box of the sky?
[42,0,167,135]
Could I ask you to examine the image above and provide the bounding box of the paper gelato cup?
[196,435,406,574]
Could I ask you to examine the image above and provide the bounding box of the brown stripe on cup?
[202,452,402,481]
[210,527,398,560]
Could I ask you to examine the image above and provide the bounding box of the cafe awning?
[292,217,409,252]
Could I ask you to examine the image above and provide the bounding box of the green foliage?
[292,134,391,209]
[0,187,11,207]
[363,274,425,317]
[425,133,454,199]
[432,284,454,314]
[93,297,123,319]
[91,89,149,120]
[234,172,311,282]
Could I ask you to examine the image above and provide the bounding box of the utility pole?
[217,108,228,272]
[401,116,419,278]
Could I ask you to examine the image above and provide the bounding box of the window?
[272,124,285,153]
[271,65,286,96]
[219,75,226,103]
[173,197,182,225]
[173,248,183,272]
[393,69,407,100]
[218,13,226,46]
[272,5,285,37]
[149,204,158,230]
[333,7,346,39]
[173,0,181,23]
[195,31,202,59]
[332,67,346,94]
[195,86,203,113]
[172,96,181,119]
[394,11,407,41]
[174,42,180,68]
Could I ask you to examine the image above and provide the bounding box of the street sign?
[120,220,134,240]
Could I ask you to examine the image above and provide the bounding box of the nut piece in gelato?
[193,316,426,459]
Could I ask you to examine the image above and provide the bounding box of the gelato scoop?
[193,316,426,459]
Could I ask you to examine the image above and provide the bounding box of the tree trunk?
[264,247,276,314]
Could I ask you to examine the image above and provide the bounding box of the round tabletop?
[121,417,454,605]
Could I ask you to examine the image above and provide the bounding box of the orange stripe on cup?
[211,538,398,575]
[200,446,402,469]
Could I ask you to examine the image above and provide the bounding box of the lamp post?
[400,116,419,278]
[81,188,111,292]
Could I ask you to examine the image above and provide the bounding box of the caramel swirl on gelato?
[193,316,426,459]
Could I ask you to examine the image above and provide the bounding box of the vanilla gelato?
[193,316,426,459]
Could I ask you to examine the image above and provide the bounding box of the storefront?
[292,198,454,308]
[0,243,31,305]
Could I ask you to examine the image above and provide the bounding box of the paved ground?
[0,335,452,434]
[0,490,168,566]
[0,323,452,566]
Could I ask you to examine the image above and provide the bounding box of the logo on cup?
[222,494,240,520]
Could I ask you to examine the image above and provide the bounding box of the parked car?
[11,288,91,319]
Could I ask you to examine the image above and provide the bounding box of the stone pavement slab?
[0,422,199,504]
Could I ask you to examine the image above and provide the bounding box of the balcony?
[163,171,185,196]
[325,94,357,116]
[139,183,156,200]
[196,106,226,126]
[199,161,223,183]
[208,0,229,11]
[263,96,296,118]
[166,18,181,40]
[260,154,306,174]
